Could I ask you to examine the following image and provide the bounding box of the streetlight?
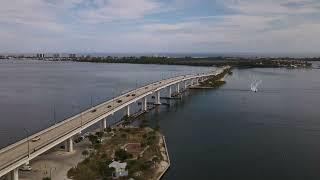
[112,89,115,115]
[23,128,30,159]
[53,104,57,125]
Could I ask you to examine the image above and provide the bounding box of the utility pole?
[53,104,56,125]
[23,128,30,159]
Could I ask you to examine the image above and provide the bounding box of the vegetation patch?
[198,67,231,88]
[68,127,168,180]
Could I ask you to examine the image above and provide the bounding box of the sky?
[1,0,320,54]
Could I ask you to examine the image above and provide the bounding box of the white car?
[19,165,32,171]
[31,136,40,142]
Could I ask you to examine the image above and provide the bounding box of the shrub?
[115,149,133,161]
[82,150,89,157]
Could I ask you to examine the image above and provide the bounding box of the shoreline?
[157,136,170,180]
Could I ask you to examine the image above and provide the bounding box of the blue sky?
[1,0,320,54]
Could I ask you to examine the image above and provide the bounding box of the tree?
[115,149,133,161]
[82,150,89,157]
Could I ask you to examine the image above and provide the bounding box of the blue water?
[144,67,320,180]
[0,60,211,148]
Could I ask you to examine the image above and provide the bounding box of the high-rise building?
[36,53,45,58]
[69,54,76,58]
[53,53,60,58]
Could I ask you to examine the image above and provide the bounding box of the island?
[67,127,170,180]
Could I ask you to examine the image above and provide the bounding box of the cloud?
[0,0,69,34]
[78,0,162,23]
[0,0,320,54]
[222,0,320,15]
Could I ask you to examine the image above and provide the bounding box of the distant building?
[108,161,128,178]
[36,53,45,58]
[69,54,76,58]
[53,53,60,58]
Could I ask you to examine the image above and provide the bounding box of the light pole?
[53,104,56,125]
[112,89,115,115]
[23,128,30,159]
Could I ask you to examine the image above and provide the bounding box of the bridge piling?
[155,91,161,105]
[142,97,147,111]
[176,83,180,93]
[168,86,172,98]
[65,137,73,152]
[7,168,18,180]
[101,118,107,131]
[126,105,130,116]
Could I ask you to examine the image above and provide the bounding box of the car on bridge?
[31,136,40,142]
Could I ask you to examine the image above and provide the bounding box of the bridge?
[0,66,229,180]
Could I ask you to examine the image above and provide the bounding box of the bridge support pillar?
[184,81,187,89]
[125,105,130,117]
[8,168,18,180]
[101,118,107,131]
[142,97,147,111]
[168,86,172,98]
[65,137,73,152]
[176,83,180,93]
[155,91,161,105]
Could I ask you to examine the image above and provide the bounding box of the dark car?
[117,100,122,103]
[91,109,97,113]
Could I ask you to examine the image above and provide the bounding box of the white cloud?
[0,0,320,53]
[0,0,66,33]
[79,0,162,23]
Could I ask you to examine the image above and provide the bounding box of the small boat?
[250,80,262,92]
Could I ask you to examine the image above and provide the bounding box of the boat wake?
[250,80,262,92]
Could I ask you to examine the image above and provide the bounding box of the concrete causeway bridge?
[0,66,229,180]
